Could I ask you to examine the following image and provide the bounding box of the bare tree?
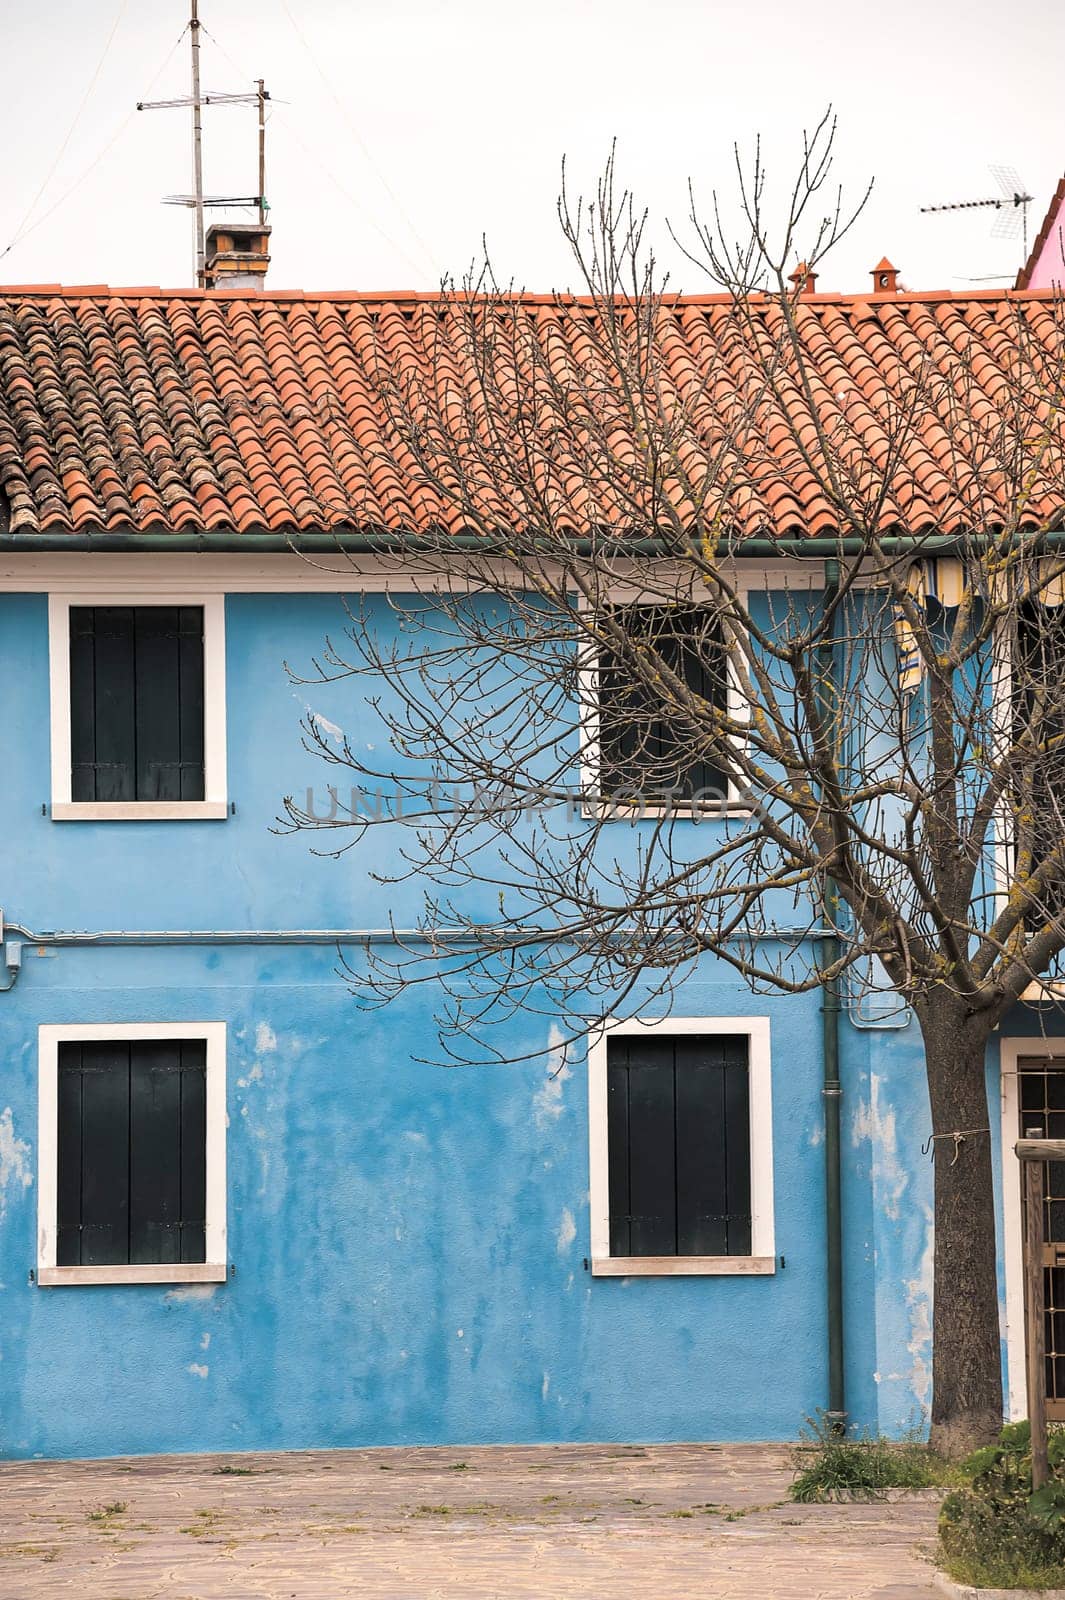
[282,116,1065,1456]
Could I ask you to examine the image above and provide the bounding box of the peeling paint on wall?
[905,1207,934,1410]
[297,696,345,747]
[0,1109,31,1221]
[533,1025,572,1129]
[556,1208,576,1254]
[851,1075,908,1220]
[187,1363,209,1380]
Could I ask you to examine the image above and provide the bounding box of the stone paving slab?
[0,1442,941,1598]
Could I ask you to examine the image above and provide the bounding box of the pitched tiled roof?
[1,283,1064,540]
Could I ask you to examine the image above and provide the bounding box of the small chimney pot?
[788,261,819,296]
[871,257,900,294]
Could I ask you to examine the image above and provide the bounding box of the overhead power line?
[1,20,189,263]
[275,0,437,273]
[199,17,435,279]
[2,0,130,259]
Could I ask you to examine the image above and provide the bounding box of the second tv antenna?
[921,165,1034,257]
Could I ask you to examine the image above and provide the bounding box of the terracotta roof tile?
[1,284,1064,539]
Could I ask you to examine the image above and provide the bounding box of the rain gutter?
[1,529,1065,557]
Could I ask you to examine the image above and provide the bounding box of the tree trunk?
[919,1002,1004,1458]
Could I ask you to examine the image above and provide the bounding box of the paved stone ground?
[0,1442,942,1599]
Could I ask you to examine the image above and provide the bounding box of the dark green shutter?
[606,1033,752,1256]
[1016,599,1065,916]
[56,1039,208,1266]
[69,606,206,802]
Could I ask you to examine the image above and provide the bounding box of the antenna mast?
[137,4,269,286]
[257,79,266,229]
[190,0,205,286]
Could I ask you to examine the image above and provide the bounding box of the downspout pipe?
[822,922,845,1426]
[818,557,846,1428]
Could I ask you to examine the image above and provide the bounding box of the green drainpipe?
[822,918,845,1427]
[819,557,846,1428]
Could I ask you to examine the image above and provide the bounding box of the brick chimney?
[870,257,900,294]
[788,261,818,296]
[204,221,271,290]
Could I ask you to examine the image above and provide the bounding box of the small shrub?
[87,1501,127,1522]
[938,1420,1065,1590]
[789,1412,956,1503]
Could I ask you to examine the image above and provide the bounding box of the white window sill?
[591,1255,776,1277]
[1021,981,1065,1001]
[38,1262,227,1287]
[581,801,754,823]
[51,801,229,822]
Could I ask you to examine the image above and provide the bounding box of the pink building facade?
[1018,175,1065,289]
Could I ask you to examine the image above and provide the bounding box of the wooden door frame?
[1000,1035,1065,1419]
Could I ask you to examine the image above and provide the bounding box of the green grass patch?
[790,1412,958,1503]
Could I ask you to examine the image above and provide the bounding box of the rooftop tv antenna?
[921,165,1034,258]
[136,1,269,286]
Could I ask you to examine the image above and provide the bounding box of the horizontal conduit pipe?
[5,923,836,948]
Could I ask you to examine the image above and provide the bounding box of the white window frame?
[48,592,228,820]
[577,578,755,820]
[37,1021,228,1286]
[587,1014,776,1276]
[991,608,1065,997]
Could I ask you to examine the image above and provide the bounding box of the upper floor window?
[590,602,741,811]
[49,594,228,821]
[1011,597,1065,918]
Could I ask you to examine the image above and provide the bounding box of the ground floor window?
[37,1022,227,1286]
[587,1016,775,1276]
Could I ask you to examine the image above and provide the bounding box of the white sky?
[1,0,1062,297]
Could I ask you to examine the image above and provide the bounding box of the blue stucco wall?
[0,586,986,1457]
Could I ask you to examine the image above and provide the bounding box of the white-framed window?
[577,584,752,818]
[37,1021,227,1286]
[48,593,228,820]
[587,1015,775,1276]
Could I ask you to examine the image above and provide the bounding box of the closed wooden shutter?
[1016,598,1065,917]
[70,606,205,802]
[56,1039,207,1267]
[606,1033,751,1256]
[598,604,728,801]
